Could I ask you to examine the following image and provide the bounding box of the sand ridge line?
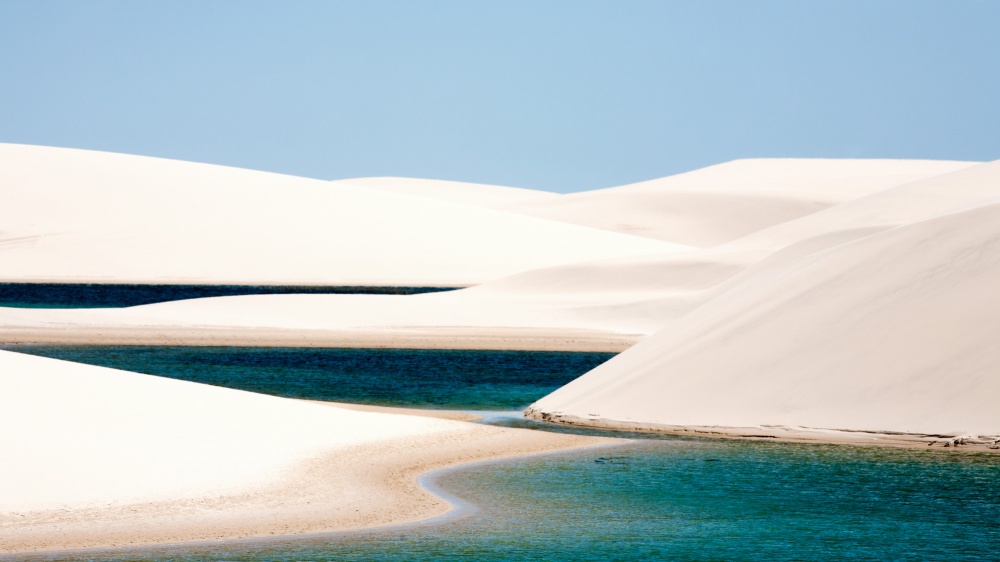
[0,326,640,352]
[304,400,484,421]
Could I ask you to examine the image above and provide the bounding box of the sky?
[1,1,998,193]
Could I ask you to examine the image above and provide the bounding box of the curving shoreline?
[0,406,618,556]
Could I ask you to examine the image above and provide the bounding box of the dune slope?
[0,144,681,286]
[507,159,976,247]
[339,176,559,208]
[0,350,610,552]
[0,349,458,512]
[3,158,994,353]
[528,200,1000,440]
[727,159,1000,253]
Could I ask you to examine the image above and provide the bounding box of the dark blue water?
[0,345,615,410]
[30,439,1000,561]
[0,283,456,308]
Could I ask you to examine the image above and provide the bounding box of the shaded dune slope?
[529,195,1000,439]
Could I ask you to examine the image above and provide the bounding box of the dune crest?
[0,144,681,286]
[504,158,976,246]
[338,176,559,208]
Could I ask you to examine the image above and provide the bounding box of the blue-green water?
[26,439,1000,561]
[0,345,615,409]
[6,346,998,561]
[0,283,456,308]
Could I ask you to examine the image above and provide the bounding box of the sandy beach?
[0,349,617,555]
[1,423,614,555]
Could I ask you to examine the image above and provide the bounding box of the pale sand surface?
[5,159,994,348]
[1,425,613,555]
[0,143,682,286]
[339,176,560,208]
[0,326,638,352]
[504,158,977,246]
[723,159,1000,253]
[529,198,1000,442]
[306,400,483,421]
[0,350,616,554]
[2,148,998,526]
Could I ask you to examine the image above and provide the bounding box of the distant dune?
[503,159,975,247]
[0,144,680,286]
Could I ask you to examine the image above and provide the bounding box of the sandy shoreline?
[0,413,618,555]
[0,326,639,352]
[525,409,1000,453]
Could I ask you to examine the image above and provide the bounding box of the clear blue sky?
[1,1,997,192]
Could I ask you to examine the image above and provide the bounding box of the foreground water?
[8,346,999,561]
[1,345,615,409]
[0,283,455,308]
[32,438,1000,562]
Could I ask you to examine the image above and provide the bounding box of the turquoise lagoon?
[1,345,615,409]
[6,346,999,561]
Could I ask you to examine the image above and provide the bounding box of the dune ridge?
[528,168,1000,445]
[502,158,976,246]
[1,156,994,352]
[338,176,560,208]
[0,143,682,287]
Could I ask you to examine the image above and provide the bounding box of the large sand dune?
[0,349,610,552]
[528,193,1000,442]
[0,144,681,286]
[2,149,996,444]
[2,158,992,350]
[0,350,456,512]
[504,159,975,247]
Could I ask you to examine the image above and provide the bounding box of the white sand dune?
[0,349,610,552]
[0,250,753,347]
[504,159,976,247]
[6,161,989,345]
[528,195,1000,440]
[4,160,994,349]
[339,176,560,208]
[0,144,682,286]
[0,349,456,512]
[2,149,996,444]
[724,159,1000,253]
